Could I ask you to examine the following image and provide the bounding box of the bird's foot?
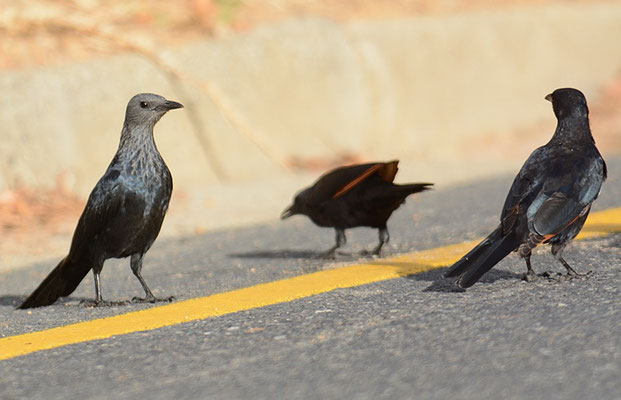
[318,250,338,259]
[531,270,592,282]
[131,295,175,304]
[565,268,591,278]
[560,269,592,281]
[80,299,127,307]
[359,248,381,258]
[559,258,591,279]
[522,271,546,282]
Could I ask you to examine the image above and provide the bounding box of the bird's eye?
[140,101,148,109]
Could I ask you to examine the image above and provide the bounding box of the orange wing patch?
[378,160,399,183]
[332,162,387,199]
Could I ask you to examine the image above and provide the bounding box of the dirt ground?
[0,0,619,271]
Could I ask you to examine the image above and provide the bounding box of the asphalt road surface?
[1,157,620,400]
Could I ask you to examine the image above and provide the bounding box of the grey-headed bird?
[20,93,182,308]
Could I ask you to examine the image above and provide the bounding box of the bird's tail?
[444,226,521,288]
[395,183,434,195]
[18,256,89,309]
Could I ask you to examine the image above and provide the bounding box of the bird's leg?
[131,253,154,302]
[81,263,126,307]
[552,244,589,278]
[558,256,588,277]
[93,269,103,303]
[364,227,390,256]
[130,253,174,303]
[375,227,390,255]
[521,253,539,281]
[322,229,346,258]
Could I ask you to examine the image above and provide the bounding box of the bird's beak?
[281,204,295,219]
[545,93,553,102]
[164,100,184,110]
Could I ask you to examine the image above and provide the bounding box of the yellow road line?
[1,207,620,361]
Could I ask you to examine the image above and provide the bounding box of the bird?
[281,160,433,256]
[19,93,183,309]
[445,88,606,288]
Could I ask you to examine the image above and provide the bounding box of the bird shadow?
[1,295,97,309]
[367,260,524,293]
[369,261,464,292]
[413,268,523,292]
[406,267,465,293]
[0,295,27,307]
[229,249,365,260]
[229,249,324,259]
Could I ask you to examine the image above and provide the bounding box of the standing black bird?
[445,88,606,288]
[19,93,183,309]
[281,160,433,256]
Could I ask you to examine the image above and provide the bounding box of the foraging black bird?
[281,160,433,256]
[445,88,606,288]
[19,93,183,309]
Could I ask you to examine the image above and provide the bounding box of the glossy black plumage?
[445,88,607,288]
[282,160,433,256]
[19,93,183,308]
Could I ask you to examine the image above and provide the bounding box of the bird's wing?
[528,192,585,236]
[67,170,125,257]
[301,162,394,204]
[500,147,546,233]
[527,157,606,236]
[376,160,399,183]
[331,161,399,199]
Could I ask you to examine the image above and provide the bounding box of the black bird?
[445,88,606,288]
[281,160,433,256]
[19,93,183,309]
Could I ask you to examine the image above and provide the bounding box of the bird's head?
[124,93,184,128]
[281,189,312,219]
[281,197,302,219]
[545,88,588,120]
